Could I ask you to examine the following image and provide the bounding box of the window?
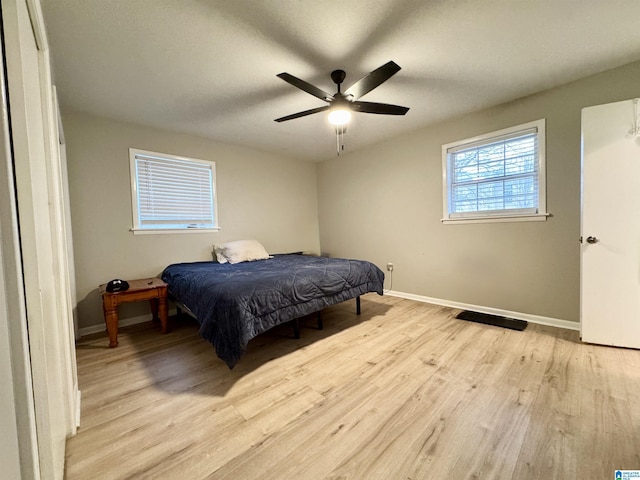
[442,119,548,223]
[129,148,219,233]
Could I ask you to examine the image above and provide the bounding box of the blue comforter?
[161,254,384,368]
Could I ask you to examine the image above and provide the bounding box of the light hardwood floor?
[66,295,640,479]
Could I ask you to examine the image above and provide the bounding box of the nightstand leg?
[158,288,168,334]
[103,298,119,348]
[150,298,159,321]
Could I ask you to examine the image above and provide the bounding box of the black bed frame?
[175,295,361,340]
[291,296,361,339]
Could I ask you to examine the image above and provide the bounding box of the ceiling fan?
[274,61,410,126]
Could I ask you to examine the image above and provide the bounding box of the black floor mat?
[456,310,527,331]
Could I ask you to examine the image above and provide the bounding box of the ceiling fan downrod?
[330,69,346,94]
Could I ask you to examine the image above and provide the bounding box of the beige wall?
[317,60,640,324]
[67,60,640,330]
[64,111,320,330]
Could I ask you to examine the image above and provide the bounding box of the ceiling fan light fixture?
[328,108,351,126]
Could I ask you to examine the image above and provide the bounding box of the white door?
[581,99,640,348]
[2,0,79,477]
[0,25,37,479]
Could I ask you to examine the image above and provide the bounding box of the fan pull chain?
[336,125,346,156]
[630,98,640,137]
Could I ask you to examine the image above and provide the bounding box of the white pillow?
[213,245,228,264]
[213,239,271,264]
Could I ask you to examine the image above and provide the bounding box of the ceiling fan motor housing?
[331,69,347,88]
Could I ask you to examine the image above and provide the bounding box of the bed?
[161,253,385,368]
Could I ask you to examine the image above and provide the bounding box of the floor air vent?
[456,310,527,331]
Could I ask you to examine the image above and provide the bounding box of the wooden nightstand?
[99,277,168,348]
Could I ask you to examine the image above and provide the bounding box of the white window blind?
[442,119,547,223]
[129,149,217,232]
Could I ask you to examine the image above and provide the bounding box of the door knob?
[586,236,599,244]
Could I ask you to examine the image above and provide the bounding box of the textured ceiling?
[41,0,640,161]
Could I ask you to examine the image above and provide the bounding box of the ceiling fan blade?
[352,101,409,115]
[274,105,330,122]
[277,73,333,102]
[344,61,402,99]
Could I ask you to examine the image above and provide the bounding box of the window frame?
[441,119,548,224]
[129,148,220,234]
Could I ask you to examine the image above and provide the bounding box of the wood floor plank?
[512,332,640,479]
[66,295,640,479]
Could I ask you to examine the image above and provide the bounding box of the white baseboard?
[78,308,179,338]
[79,295,578,337]
[385,290,579,331]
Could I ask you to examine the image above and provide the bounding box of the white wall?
[64,111,320,330]
[317,60,640,325]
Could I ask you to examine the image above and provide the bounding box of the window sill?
[441,213,550,225]
[130,227,221,235]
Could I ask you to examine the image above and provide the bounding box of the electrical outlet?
[386,263,394,272]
